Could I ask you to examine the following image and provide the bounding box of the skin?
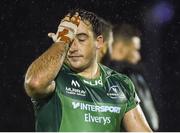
[24,18,103,99]
[24,13,152,132]
[98,31,113,62]
[97,41,108,62]
[66,21,103,76]
[123,105,152,132]
[24,42,68,99]
[111,41,131,61]
[111,39,141,64]
[127,40,141,64]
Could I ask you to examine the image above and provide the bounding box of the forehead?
[76,20,93,35]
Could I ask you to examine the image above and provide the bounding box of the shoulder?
[100,64,136,95]
[100,64,131,82]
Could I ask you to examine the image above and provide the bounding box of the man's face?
[111,41,130,61]
[66,20,98,71]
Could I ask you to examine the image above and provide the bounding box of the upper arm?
[25,80,56,99]
[122,105,152,132]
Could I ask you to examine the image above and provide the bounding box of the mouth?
[68,55,83,58]
[67,55,83,60]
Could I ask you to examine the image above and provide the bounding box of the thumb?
[48,32,55,38]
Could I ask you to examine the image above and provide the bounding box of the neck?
[78,62,100,79]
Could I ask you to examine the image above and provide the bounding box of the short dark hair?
[113,23,140,45]
[68,9,104,38]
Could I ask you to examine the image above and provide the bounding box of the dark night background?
[0,0,180,131]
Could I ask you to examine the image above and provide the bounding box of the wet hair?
[113,23,140,45]
[68,9,104,38]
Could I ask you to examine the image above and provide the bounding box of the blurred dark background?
[0,0,180,131]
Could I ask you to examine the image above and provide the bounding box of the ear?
[95,35,104,49]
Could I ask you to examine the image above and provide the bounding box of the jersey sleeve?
[31,92,54,111]
[121,75,140,113]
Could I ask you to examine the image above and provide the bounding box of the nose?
[69,39,79,53]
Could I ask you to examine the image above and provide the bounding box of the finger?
[48,33,57,42]
[71,15,80,26]
[52,33,58,42]
[63,13,71,21]
[74,12,79,17]
[66,13,71,17]
[48,33,55,38]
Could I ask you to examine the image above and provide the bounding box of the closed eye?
[78,38,86,42]
[76,33,88,42]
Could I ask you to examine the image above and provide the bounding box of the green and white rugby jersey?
[32,64,140,132]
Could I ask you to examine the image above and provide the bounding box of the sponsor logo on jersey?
[84,113,111,125]
[83,76,103,86]
[107,85,119,99]
[72,102,119,125]
[65,80,86,96]
[65,88,86,96]
[107,85,119,98]
[107,85,126,99]
[72,102,121,113]
[71,80,80,87]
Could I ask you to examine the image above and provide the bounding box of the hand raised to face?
[48,12,81,44]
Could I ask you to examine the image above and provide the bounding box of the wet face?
[66,20,98,71]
